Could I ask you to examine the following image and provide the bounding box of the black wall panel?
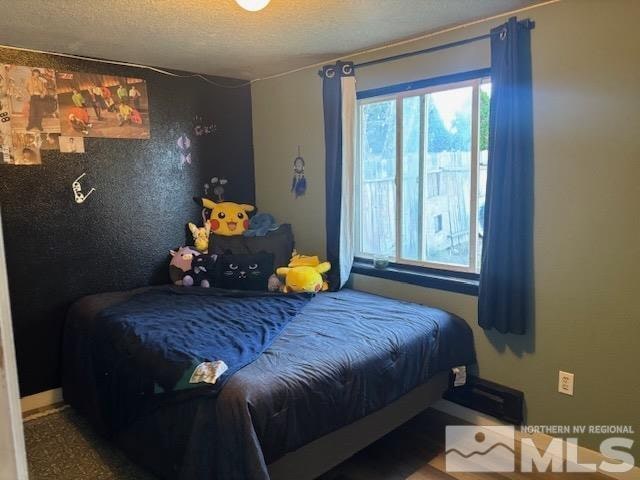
[0,48,254,396]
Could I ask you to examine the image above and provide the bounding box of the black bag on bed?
[209,223,294,270]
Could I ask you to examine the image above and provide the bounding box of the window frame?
[355,70,491,276]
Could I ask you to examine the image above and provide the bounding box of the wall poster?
[56,72,150,139]
[1,65,152,164]
[0,65,60,164]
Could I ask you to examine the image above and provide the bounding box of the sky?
[431,86,472,129]
[431,81,491,129]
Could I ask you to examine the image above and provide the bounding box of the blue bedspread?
[63,287,475,480]
[91,287,311,432]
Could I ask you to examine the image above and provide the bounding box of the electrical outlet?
[558,371,574,396]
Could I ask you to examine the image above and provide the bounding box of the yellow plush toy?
[188,222,211,253]
[195,198,255,236]
[287,250,321,268]
[276,261,331,293]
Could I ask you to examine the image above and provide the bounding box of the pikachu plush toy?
[188,222,211,253]
[195,198,255,236]
[276,251,331,293]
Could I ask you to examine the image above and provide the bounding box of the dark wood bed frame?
[268,371,449,480]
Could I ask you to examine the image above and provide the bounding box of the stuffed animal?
[243,213,279,237]
[169,247,216,287]
[267,274,283,292]
[188,222,211,252]
[288,250,321,267]
[216,252,274,291]
[194,198,255,236]
[169,246,200,286]
[276,262,331,293]
[190,252,218,288]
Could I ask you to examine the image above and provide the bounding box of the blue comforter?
[63,287,475,480]
[91,287,311,431]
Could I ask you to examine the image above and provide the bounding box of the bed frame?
[268,370,449,480]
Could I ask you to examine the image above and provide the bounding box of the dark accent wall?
[0,48,254,396]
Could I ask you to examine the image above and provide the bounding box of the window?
[355,75,491,274]
[432,214,443,234]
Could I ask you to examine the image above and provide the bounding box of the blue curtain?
[479,17,534,334]
[321,61,355,289]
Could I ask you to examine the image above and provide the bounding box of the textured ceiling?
[0,0,540,80]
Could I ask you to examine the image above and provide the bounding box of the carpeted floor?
[22,406,463,480]
[23,407,156,480]
[23,406,451,480]
[23,407,614,480]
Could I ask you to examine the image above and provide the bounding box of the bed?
[62,286,475,480]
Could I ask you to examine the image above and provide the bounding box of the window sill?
[351,259,479,296]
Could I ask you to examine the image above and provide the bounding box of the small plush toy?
[243,213,279,237]
[194,198,255,236]
[188,222,211,252]
[190,253,218,288]
[169,247,216,287]
[267,274,283,292]
[169,246,200,286]
[276,262,331,293]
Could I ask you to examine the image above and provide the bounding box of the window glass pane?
[423,86,472,267]
[359,100,396,257]
[477,81,491,270]
[401,96,420,260]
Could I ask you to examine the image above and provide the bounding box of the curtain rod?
[352,18,535,70]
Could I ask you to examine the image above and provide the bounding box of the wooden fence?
[359,151,487,263]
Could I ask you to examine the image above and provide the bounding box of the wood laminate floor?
[318,409,613,480]
[24,406,616,480]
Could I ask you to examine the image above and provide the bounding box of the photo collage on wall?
[0,64,150,165]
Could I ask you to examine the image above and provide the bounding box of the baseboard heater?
[443,375,524,425]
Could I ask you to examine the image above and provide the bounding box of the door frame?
[0,206,28,479]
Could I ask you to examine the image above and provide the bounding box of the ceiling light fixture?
[235,0,271,12]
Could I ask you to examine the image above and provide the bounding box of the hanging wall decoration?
[177,134,192,167]
[71,172,96,204]
[56,72,150,139]
[177,114,217,169]
[291,145,307,198]
[193,114,216,137]
[204,177,228,201]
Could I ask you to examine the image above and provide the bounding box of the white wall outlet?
[558,371,574,396]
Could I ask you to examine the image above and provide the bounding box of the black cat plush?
[216,253,274,291]
[191,253,218,287]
